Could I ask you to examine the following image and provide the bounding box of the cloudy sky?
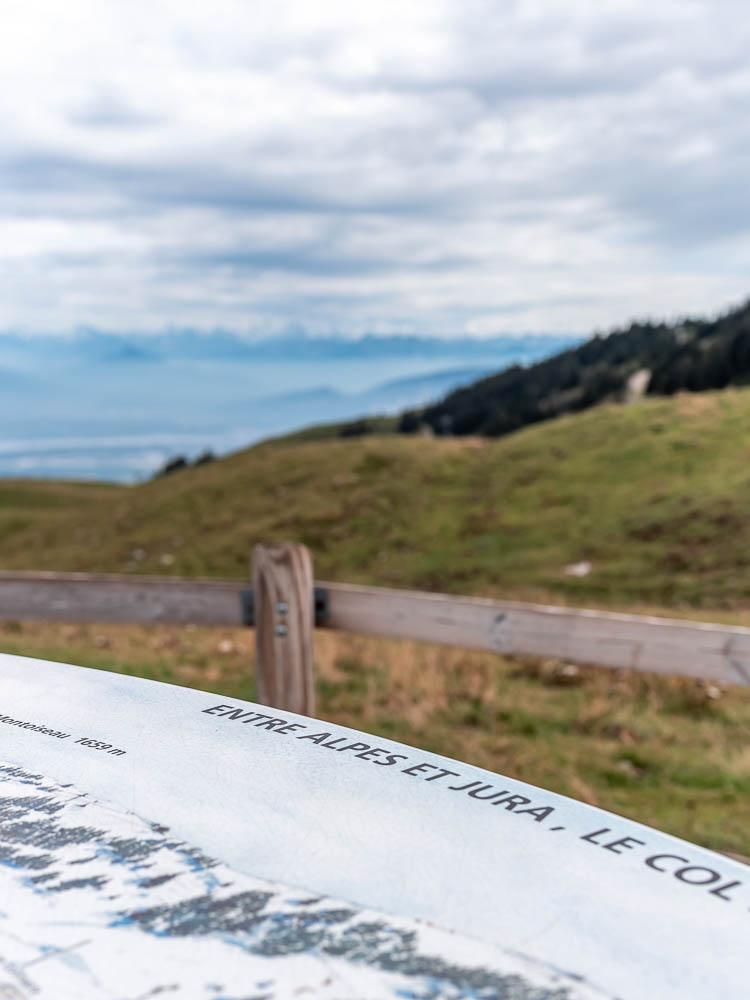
[2,0,749,338]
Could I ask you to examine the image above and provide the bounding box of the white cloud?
[1,0,748,335]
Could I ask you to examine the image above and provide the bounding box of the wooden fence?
[2,542,750,715]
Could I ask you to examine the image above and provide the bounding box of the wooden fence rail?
[2,556,750,713]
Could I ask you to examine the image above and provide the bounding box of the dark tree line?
[399,299,750,439]
[648,310,750,394]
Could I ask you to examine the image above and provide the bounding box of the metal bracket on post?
[241,586,328,628]
[314,587,329,627]
[240,588,255,627]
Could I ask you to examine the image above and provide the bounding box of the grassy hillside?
[0,479,121,553]
[2,389,750,611]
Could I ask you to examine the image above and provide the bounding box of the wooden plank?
[2,571,750,686]
[0,571,246,627]
[252,543,315,716]
[321,581,750,687]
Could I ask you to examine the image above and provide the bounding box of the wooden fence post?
[251,542,315,716]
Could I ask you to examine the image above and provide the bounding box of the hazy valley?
[0,330,576,481]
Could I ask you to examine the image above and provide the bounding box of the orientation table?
[0,651,746,999]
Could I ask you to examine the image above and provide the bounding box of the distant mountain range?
[261,367,496,408]
[0,329,578,364]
